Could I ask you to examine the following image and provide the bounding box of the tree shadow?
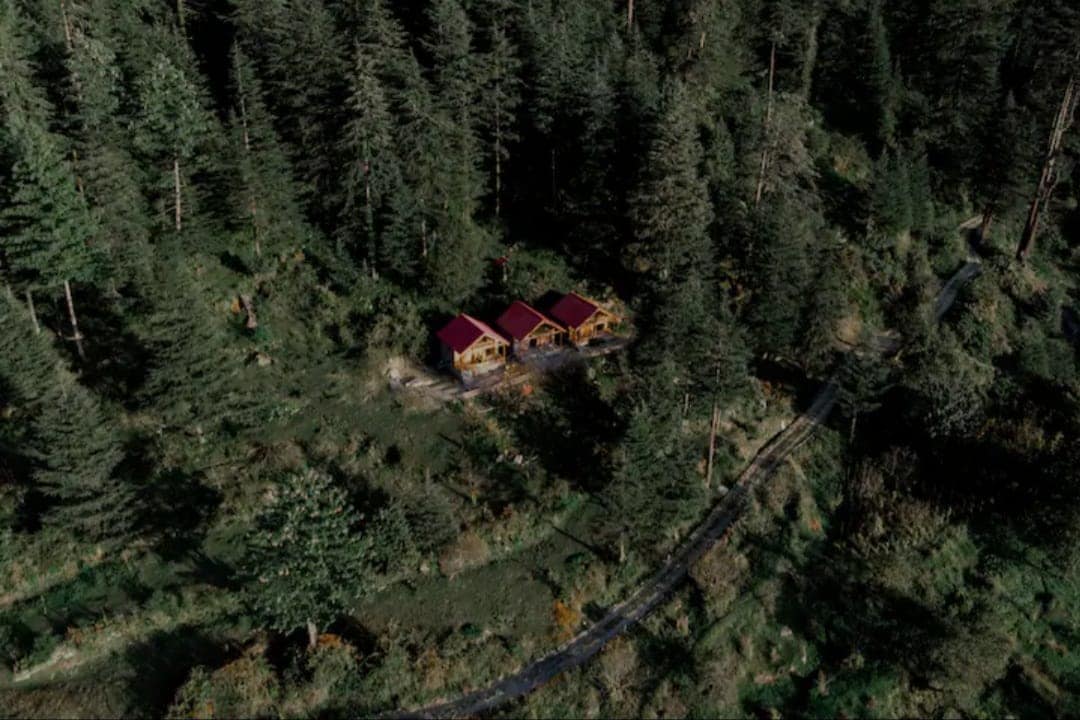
[64,284,153,406]
[120,625,232,717]
[122,436,226,579]
[502,364,623,494]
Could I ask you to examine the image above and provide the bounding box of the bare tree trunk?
[237,74,251,154]
[705,402,720,489]
[801,16,821,100]
[754,43,777,207]
[173,157,183,232]
[1016,74,1077,262]
[60,0,74,50]
[306,620,318,649]
[176,0,186,33]
[978,206,993,243]
[63,280,86,360]
[627,0,634,30]
[550,148,557,206]
[239,294,258,330]
[494,109,503,218]
[25,290,41,335]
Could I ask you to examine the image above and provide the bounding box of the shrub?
[438,531,490,579]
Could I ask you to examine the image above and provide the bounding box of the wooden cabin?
[549,292,620,346]
[495,301,567,357]
[436,314,509,377]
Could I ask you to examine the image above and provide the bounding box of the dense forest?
[0,0,1078,717]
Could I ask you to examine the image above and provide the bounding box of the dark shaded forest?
[1,0,1078,717]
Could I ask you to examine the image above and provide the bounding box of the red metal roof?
[550,292,602,329]
[495,301,563,341]
[436,314,507,354]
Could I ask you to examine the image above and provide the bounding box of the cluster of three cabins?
[436,292,621,380]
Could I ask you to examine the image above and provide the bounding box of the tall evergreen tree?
[62,15,153,290]
[132,52,212,233]
[628,82,712,292]
[0,113,99,356]
[229,46,311,262]
[139,263,274,437]
[0,294,133,541]
[422,0,491,305]
[477,0,523,217]
[337,44,398,271]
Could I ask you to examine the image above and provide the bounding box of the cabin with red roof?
[435,314,509,377]
[495,301,567,357]
[548,292,620,346]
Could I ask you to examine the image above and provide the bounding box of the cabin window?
[597,323,606,332]
[530,338,538,348]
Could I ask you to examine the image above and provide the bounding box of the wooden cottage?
[549,292,620,346]
[495,301,567,357]
[436,314,509,377]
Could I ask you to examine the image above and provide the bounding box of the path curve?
[389,260,982,719]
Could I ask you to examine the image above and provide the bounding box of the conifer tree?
[243,468,373,647]
[0,113,99,356]
[477,0,522,217]
[338,44,398,271]
[628,82,712,292]
[139,263,274,437]
[0,0,51,126]
[0,294,133,541]
[231,0,347,215]
[132,52,211,233]
[229,47,311,262]
[864,0,897,151]
[62,15,153,290]
[422,0,491,305]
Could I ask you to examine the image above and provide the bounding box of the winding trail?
[390,259,983,719]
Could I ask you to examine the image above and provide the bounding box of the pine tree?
[243,468,373,646]
[231,0,347,216]
[62,14,153,290]
[229,46,312,263]
[132,52,212,233]
[606,374,705,552]
[477,0,522,217]
[0,294,133,541]
[0,0,51,125]
[0,113,99,356]
[744,200,822,358]
[864,0,897,151]
[338,44,398,271]
[139,263,274,437]
[423,0,491,305]
[628,82,713,291]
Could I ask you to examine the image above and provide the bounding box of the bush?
[438,531,490,579]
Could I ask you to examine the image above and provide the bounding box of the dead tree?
[754,43,777,207]
[239,293,258,330]
[705,401,720,489]
[1016,74,1077,262]
[173,157,183,232]
[63,280,86,359]
[234,56,262,258]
